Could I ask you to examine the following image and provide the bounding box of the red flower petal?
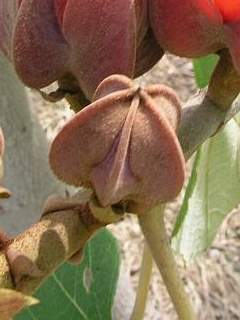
[214,0,240,22]
[149,0,223,57]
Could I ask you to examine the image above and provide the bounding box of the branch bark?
[0,193,104,295]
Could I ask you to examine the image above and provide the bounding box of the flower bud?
[8,0,162,100]
[149,0,240,72]
[49,75,185,213]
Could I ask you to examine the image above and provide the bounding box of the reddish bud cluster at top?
[150,0,240,70]
[1,1,240,100]
[9,0,162,100]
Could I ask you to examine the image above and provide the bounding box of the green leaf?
[16,228,120,320]
[193,54,219,88]
[172,119,240,262]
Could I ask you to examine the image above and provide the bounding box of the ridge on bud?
[49,75,185,213]
[149,0,240,72]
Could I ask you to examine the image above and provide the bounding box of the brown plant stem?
[130,242,153,320]
[138,205,197,320]
[0,194,106,295]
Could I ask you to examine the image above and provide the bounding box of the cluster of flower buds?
[49,75,185,213]
[4,0,162,100]
[1,0,240,100]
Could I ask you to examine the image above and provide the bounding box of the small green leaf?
[172,119,240,262]
[16,228,120,320]
[193,54,219,88]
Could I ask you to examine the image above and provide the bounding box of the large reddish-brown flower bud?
[49,75,185,213]
[3,0,162,100]
[149,0,240,72]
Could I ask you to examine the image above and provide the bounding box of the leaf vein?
[52,273,89,320]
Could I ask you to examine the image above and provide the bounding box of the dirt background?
[28,54,240,320]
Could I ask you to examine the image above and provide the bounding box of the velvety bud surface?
[14,1,69,90]
[49,75,185,213]
[12,0,157,99]
[60,0,136,98]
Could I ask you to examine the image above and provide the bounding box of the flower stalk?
[138,206,197,320]
[130,243,153,320]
